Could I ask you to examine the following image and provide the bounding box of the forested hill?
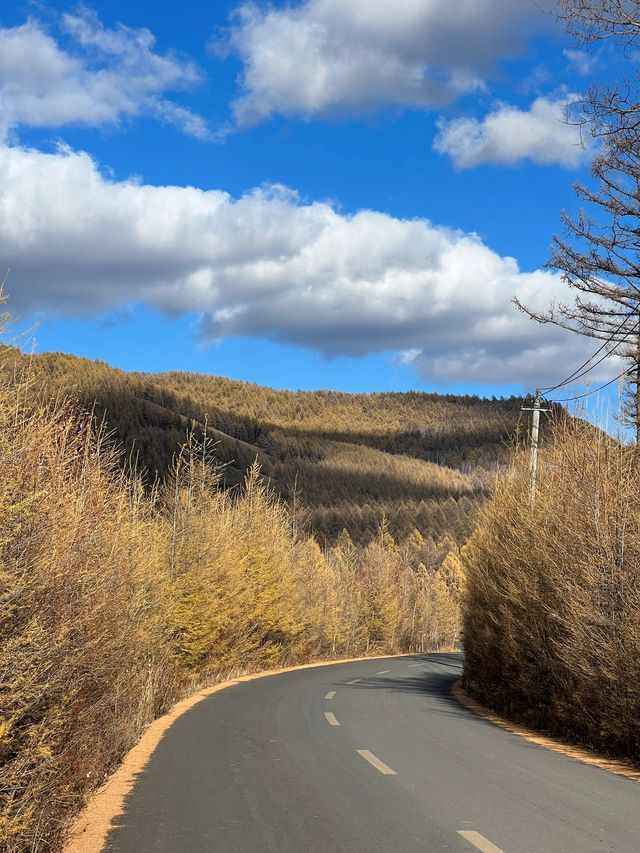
[8,347,524,545]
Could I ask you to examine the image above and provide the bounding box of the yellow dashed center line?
[324,711,340,726]
[324,690,336,700]
[457,830,505,853]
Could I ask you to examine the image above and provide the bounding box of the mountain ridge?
[7,346,524,545]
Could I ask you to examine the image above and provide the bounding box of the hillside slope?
[9,347,524,544]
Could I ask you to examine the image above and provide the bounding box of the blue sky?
[0,0,624,405]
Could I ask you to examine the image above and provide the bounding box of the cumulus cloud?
[0,7,207,139]
[434,95,588,169]
[220,0,550,125]
[0,140,595,388]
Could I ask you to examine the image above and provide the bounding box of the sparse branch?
[518,2,640,437]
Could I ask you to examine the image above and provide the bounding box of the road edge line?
[63,651,426,853]
[451,679,640,784]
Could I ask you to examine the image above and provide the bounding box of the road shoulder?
[452,679,640,784]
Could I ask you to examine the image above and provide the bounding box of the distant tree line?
[5,346,524,552]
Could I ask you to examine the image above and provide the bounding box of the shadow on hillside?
[261,422,519,460]
[78,388,493,503]
[85,383,519,470]
[274,461,485,502]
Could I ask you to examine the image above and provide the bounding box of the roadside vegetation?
[463,414,640,761]
[0,327,465,852]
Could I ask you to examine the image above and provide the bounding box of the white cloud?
[564,48,598,77]
[220,0,550,125]
[434,95,588,169]
[0,8,207,139]
[395,348,422,367]
[0,140,596,388]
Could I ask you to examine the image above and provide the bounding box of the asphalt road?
[105,653,640,853]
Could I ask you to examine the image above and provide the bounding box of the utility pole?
[522,391,548,504]
[529,392,541,502]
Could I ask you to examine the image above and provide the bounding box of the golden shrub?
[463,416,640,757]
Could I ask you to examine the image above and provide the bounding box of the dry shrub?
[0,393,178,851]
[463,415,640,759]
[165,443,464,675]
[165,446,307,674]
[326,527,463,656]
[1,355,463,852]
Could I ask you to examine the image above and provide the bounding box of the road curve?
[105,653,640,853]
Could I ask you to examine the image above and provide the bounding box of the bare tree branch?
[520,2,640,437]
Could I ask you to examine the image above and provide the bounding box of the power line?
[540,313,639,393]
[547,367,634,403]
[553,338,631,387]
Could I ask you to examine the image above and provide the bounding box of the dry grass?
[463,415,640,760]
